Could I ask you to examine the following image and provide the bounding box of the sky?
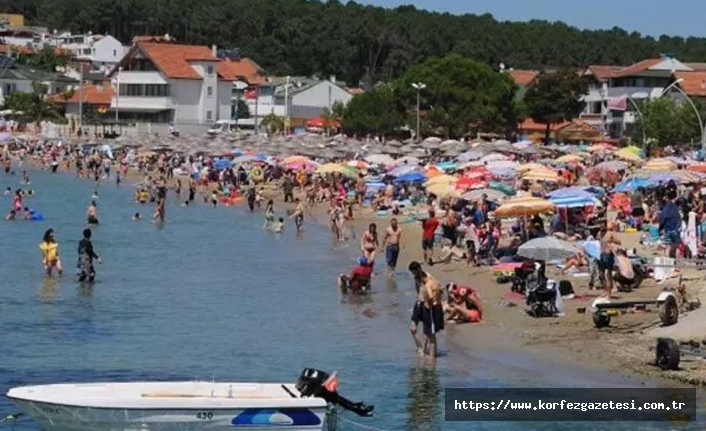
[356,0,706,38]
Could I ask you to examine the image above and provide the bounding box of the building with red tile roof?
[508,70,539,87]
[102,40,234,125]
[218,57,265,85]
[673,71,706,98]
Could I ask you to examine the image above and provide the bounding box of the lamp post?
[411,82,426,141]
[284,75,290,135]
[625,95,646,149]
[662,78,705,153]
[78,67,83,136]
[115,66,122,123]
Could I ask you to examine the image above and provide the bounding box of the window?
[3,83,16,95]
[119,84,170,97]
[207,65,214,75]
[207,86,213,97]
[206,110,213,121]
[113,49,117,57]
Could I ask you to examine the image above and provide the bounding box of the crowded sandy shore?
[5,132,706,387]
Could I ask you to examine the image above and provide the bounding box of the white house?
[276,76,354,119]
[0,56,76,105]
[581,56,694,138]
[52,33,126,73]
[106,41,232,126]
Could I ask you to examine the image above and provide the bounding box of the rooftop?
[218,57,265,85]
[674,71,706,97]
[507,70,539,87]
[52,84,114,105]
[114,42,225,80]
[0,56,76,83]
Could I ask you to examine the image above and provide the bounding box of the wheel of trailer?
[655,337,680,371]
[593,312,610,328]
[658,295,678,326]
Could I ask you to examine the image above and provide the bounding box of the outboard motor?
[296,368,374,417]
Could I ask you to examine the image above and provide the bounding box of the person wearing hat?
[337,256,373,294]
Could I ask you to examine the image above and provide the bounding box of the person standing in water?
[360,223,379,263]
[263,199,275,229]
[87,200,99,225]
[408,261,444,359]
[290,198,305,234]
[246,184,256,212]
[77,228,102,283]
[383,218,403,275]
[40,228,63,276]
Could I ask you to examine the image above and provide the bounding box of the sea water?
[0,169,702,431]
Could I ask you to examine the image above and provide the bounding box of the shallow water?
[0,169,702,431]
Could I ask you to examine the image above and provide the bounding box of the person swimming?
[4,187,10,195]
[87,200,99,225]
[92,190,99,200]
[133,212,141,221]
[21,170,30,184]
[23,207,31,220]
[5,209,15,220]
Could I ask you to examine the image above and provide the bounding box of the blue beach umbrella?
[613,178,649,193]
[213,159,231,170]
[394,172,427,184]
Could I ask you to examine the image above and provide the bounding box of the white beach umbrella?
[517,237,580,261]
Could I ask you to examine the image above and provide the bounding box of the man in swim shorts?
[408,261,444,359]
[290,198,304,234]
[383,218,402,275]
[421,210,439,264]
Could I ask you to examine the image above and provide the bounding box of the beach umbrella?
[394,172,427,183]
[435,161,457,171]
[623,145,642,155]
[457,150,483,162]
[555,154,583,164]
[425,174,457,186]
[548,192,600,208]
[486,160,519,170]
[615,148,643,163]
[283,155,309,164]
[516,162,549,172]
[613,178,649,193]
[365,154,395,165]
[594,160,627,172]
[518,237,580,261]
[455,177,487,190]
[548,186,605,199]
[494,196,555,218]
[316,163,353,176]
[426,184,461,198]
[461,188,506,201]
[643,158,677,171]
[521,169,559,183]
[395,156,421,166]
[480,153,509,163]
[388,165,419,177]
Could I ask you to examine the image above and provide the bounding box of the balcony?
[114,71,168,85]
[111,96,173,112]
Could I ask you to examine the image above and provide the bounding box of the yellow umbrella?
[426,184,461,198]
[521,168,559,183]
[643,158,677,171]
[283,155,308,164]
[425,174,457,186]
[316,163,353,176]
[494,196,556,218]
[516,163,549,173]
[624,145,642,155]
[615,148,643,163]
[555,154,583,163]
[587,143,610,153]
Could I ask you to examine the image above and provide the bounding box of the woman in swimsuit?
[39,228,63,276]
[263,199,275,229]
[361,223,379,263]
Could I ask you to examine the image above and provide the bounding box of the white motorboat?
[6,369,374,431]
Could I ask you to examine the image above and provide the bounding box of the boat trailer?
[590,290,678,329]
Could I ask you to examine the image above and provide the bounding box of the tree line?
[5,0,706,86]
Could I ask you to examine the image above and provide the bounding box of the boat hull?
[12,400,328,431]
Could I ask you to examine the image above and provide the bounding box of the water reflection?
[38,277,59,303]
[407,361,442,431]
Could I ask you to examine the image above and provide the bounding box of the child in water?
[275,217,285,233]
[133,212,141,221]
[23,207,31,220]
[5,209,15,220]
[92,190,99,200]
[210,190,218,207]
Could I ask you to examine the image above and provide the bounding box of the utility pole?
[78,66,84,136]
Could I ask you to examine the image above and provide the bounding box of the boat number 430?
[196,411,213,420]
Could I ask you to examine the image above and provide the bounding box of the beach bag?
[558,280,574,296]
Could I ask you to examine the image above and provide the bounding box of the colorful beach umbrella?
[425,174,457,186]
[494,196,555,218]
[643,158,677,171]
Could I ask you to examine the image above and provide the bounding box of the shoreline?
[14,157,706,388]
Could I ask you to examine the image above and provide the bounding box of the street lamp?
[115,66,122,123]
[411,82,426,141]
[661,78,705,153]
